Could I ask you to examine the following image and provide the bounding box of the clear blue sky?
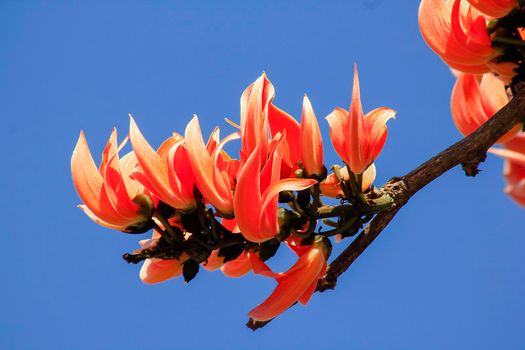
[1,1,524,349]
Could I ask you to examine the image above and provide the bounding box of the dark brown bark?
[247,83,525,331]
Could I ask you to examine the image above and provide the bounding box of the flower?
[248,237,329,322]
[184,116,240,217]
[300,95,324,176]
[490,134,525,206]
[71,129,153,232]
[326,65,395,174]
[451,72,518,142]
[129,115,196,211]
[418,0,498,73]
[234,134,317,243]
[466,0,517,18]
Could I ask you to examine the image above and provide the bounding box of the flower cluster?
[418,0,524,81]
[419,0,525,206]
[71,66,395,322]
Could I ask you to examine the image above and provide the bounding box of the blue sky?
[1,1,524,349]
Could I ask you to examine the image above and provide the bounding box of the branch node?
[461,153,486,177]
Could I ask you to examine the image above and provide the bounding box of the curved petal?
[185,116,234,216]
[140,258,186,284]
[248,243,326,322]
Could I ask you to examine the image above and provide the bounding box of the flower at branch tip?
[185,116,240,217]
[71,129,154,232]
[466,0,517,18]
[234,135,317,243]
[326,65,395,175]
[300,95,324,176]
[320,164,376,198]
[451,72,519,142]
[490,134,525,207]
[129,115,196,211]
[248,236,329,322]
[418,0,499,73]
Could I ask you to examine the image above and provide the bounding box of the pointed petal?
[129,116,193,210]
[301,95,324,176]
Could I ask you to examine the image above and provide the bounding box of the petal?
[300,95,324,176]
[140,258,185,284]
[129,116,194,210]
[234,145,263,242]
[248,243,326,322]
[185,116,234,216]
[326,108,349,164]
[268,103,301,167]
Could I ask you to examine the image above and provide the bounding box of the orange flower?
[234,135,317,243]
[419,0,498,73]
[326,65,395,175]
[466,0,517,18]
[451,72,518,142]
[184,116,240,217]
[320,164,377,198]
[248,237,329,322]
[129,116,196,211]
[300,95,324,176]
[490,135,525,207]
[71,129,153,232]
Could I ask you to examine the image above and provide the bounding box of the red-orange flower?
[234,135,317,243]
[248,237,329,322]
[419,0,499,73]
[466,0,517,18]
[451,72,518,142]
[129,116,196,211]
[326,65,395,175]
[185,116,240,217]
[71,129,153,232]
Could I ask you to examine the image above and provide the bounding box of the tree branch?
[247,82,525,331]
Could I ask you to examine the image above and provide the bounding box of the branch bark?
[247,82,525,331]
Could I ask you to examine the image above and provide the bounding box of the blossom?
[490,135,525,207]
[184,116,240,217]
[248,237,329,322]
[234,135,317,243]
[300,95,324,176]
[466,0,517,18]
[326,65,395,174]
[418,0,498,73]
[129,116,196,211]
[71,129,153,232]
[320,164,377,198]
[451,72,518,142]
